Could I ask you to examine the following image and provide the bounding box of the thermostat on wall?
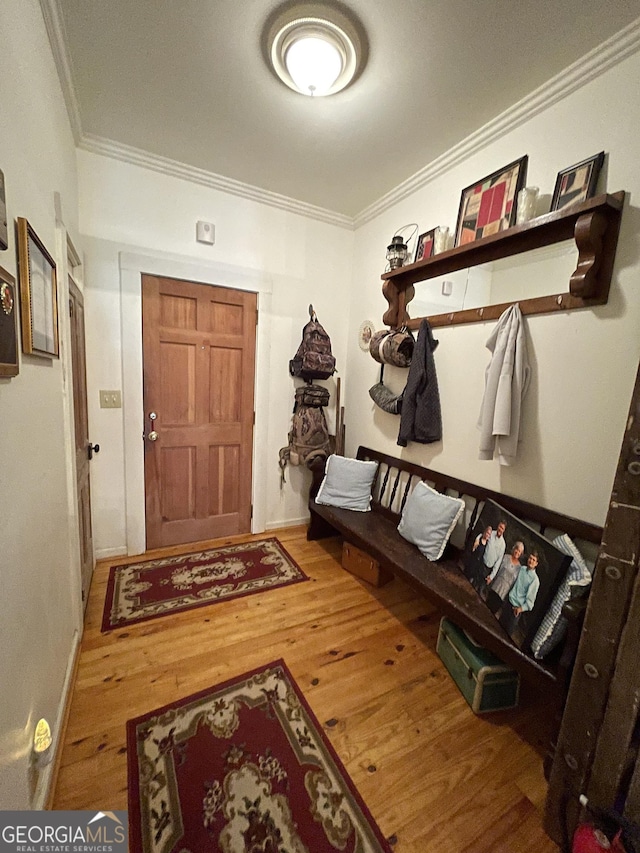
[196,220,215,244]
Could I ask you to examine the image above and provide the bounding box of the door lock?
[88,443,100,460]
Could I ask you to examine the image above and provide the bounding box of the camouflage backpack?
[289,306,336,381]
[279,384,331,485]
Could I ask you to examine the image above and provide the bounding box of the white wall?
[0,0,81,808]
[76,151,354,556]
[347,48,640,526]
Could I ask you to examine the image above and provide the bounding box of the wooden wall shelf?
[381,191,625,329]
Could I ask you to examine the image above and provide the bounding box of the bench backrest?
[356,446,603,558]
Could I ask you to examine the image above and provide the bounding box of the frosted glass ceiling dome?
[267,3,364,97]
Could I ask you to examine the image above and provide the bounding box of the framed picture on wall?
[414,228,436,263]
[454,155,528,247]
[16,217,59,358]
[461,499,571,653]
[0,265,19,377]
[551,151,605,212]
[0,170,7,251]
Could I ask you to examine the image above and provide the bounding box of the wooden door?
[69,279,94,610]
[142,275,257,549]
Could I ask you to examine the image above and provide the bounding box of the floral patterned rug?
[127,660,393,853]
[102,538,309,631]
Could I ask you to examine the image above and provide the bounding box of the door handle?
[145,411,159,442]
[88,443,100,460]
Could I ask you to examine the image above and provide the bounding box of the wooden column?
[544,361,640,844]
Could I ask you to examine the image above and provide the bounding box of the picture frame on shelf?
[16,217,59,358]
[461,499,571,653]
[0,265,19,377]
[551,151,605,212]
[414,228,437,263]
[454,155,528,247]
[0,170,7,251]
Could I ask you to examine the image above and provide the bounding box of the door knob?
[148,431,159,442]
[88,443,100,460]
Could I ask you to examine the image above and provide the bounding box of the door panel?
[210,347,242,422]
[142,275,257,549]
[209,444,241,516]
[160,342,197,423]
[69,279,94,610]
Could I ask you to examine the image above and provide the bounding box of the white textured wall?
[0,0,81,808]
[347,49,640,526]
[76,151,354,556]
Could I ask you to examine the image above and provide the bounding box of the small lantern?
[386,235,408,269]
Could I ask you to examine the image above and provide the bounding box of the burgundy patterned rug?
[102,538,308,631]
[127,660,393,853]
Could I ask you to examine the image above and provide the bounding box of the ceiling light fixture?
[267,3,363,97]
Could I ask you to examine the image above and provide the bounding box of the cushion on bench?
[315,454,379,512]
[398,481,465,560]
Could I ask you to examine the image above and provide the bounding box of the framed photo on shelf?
[16,217,59,358]
[551,151,605,212]
[0,169,7,251]
[461,499,571,653]
[0,265,19,377]
[454,155,528,247]
[414,228,436,263]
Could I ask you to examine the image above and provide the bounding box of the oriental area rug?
[102,538,308,631]
[127,660,394,853]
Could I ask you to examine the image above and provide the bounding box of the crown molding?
[40,0,639,233]
[79,134,354,229]
[353,16,640,229]
[39,0,353,228]
[39,0,82,143]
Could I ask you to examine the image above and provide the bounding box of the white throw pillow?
[397,481,465,560]
[315,455,379,512]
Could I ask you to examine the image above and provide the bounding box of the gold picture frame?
[16,217,59,358]
[0,265,19,377]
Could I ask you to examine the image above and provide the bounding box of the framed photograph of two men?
[461,499,571,652]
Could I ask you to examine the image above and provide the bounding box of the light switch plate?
[100,390,122,408]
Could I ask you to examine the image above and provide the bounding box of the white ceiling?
[54,0,640,219]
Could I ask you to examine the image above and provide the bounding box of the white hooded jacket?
[477,303,530,465]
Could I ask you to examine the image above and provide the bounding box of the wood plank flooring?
[52,526,558,852]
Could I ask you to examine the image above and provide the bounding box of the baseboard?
[265,516,309,531]
[34,629,81,810]
[95,546,128,560]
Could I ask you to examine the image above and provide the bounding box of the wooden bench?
[307,446,603,701]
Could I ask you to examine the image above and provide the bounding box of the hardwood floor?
[52,526,558,852]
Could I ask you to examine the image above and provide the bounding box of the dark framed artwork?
[461,499,571,652]
[551,151,605,212]
[0,170,7,251]
[16,217,59,358]
[454,155,528,247]
[414,228,436,263]
[0,265,19,377]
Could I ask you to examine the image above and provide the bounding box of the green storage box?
[436,618,520,714]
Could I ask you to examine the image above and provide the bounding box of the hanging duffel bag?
[369,327,414,368]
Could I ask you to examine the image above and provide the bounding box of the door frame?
[120,249,272,556]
